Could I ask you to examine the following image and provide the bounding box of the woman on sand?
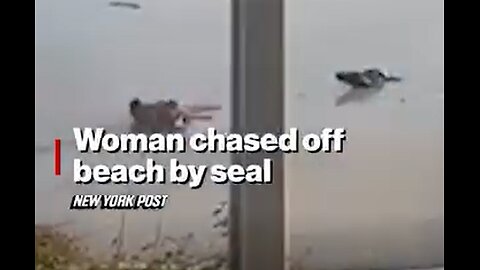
[129,98,221,135]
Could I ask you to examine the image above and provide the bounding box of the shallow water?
[36,0,443,268]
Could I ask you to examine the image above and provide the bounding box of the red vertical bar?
[54,138,61,176]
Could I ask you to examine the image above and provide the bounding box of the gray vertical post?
[230,0,286,269]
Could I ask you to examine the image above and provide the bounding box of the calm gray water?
[35,0,444,268]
